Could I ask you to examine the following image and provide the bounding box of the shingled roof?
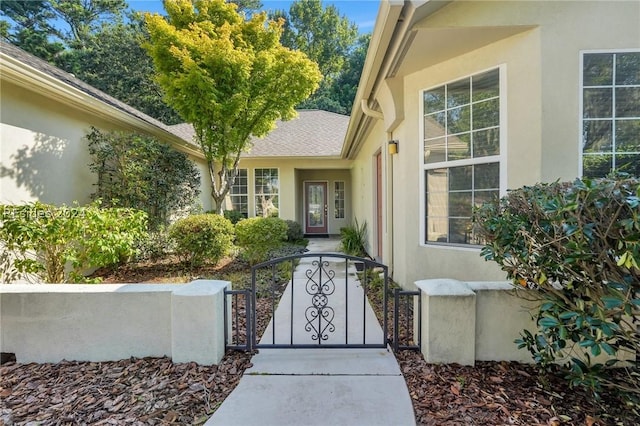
[1,41,348,159]
[170,110,349,158]
[0,41,186,138]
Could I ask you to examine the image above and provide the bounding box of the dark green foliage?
[223,209,246,225]
[475,176,640,399]
[284,220,304,242]
[0,202,147,283]
[339,219,368,257]
[169,214,235,267]
[0,0,126,53]
[235,217,288,265]
[134,227,175,262]
[55,14,182,124]
[86,127,200,230]
[271,0,365,114]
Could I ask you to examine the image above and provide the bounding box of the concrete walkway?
[206,238,415,426]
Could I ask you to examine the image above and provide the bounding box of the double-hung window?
[581,51,640,177]
[422,68,503,245]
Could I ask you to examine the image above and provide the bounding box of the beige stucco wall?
[1,82,97,205]
[0,80,213,210]
[236,158,353,235]
[0,280,229,365]
[353,0,640,287]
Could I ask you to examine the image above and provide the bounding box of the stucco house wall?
[235,157,353,235]
[1,82,97,205]
[0,42,214,211]
[347,0,640,287]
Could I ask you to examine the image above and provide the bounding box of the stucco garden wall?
[0,280,230,365]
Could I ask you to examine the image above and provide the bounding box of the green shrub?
[87,127,200,230]
[474,176,640,398]
[223,209,246,225]
[235,217,288,265]
[0,202,147,283]
[169,214,234,267]
[135,227,175,261]
[284,220,304,242]
[339,219,369,257]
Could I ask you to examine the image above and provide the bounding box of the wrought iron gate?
[224,252,421,352]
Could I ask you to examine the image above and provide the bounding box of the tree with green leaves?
[270,0,359,113]
[56,13,182,124]
[0,0,64,60]
[144,0,321,214]
[50,0,126,48]
[1,0,126,52]
[86,127,200,229]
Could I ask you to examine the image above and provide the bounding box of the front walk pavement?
[206,238,416,426]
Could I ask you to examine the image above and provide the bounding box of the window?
[581,51,640,177]
[422,68,502,245]
[254,168,279,217]
[229,169,248,217]
[334,181,345,219]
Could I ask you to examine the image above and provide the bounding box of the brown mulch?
[1,257,637,425]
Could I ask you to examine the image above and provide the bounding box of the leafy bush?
[0,202,147,283]
[223,209,246,225]
[135,227,176,261]
[87,127,200,230]
[235,217,288,265]
[169,214,234,267]
[475,176,640,398]
[284,220,304,242]
[339,219,369,257]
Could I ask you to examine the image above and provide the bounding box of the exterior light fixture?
[388,140,399,155]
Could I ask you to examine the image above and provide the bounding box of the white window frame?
[254,167,280,217]
[229,168,248,217]
[419,65,508,249]
[579,49,640,178]
[334,181,345,219]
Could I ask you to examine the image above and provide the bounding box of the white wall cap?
[172,280,230,296]
[414,278,475,296]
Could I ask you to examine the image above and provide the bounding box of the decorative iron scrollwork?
[304,259,336,342]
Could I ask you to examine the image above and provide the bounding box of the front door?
[305,182,328,234]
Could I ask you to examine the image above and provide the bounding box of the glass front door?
[305,182,328,234]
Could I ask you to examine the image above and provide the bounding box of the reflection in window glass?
[254,168,279,217]
[582,52,640,178]
[424,164,500,245]
[334,181,345,219]
[229,169,248,217]
[422,68,502,246]
[423,69,500,164]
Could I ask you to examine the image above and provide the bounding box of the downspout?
[360,100,395,280]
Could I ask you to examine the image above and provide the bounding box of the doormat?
[304,234,329,238]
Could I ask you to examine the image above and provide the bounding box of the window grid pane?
[423,68,502,246]
[255,168,279,217]
[582,52,640,177]
[229,169,248,217]
[424,71,500,164]
[424,163,499,245]
[334,181,345,219]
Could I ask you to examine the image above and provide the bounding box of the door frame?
[304,181,329,235]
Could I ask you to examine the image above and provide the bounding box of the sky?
[128,0,381,33]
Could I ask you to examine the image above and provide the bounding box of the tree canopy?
[143,0,322,213]
[270,0,363,114]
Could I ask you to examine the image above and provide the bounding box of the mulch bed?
[1,256,637,425]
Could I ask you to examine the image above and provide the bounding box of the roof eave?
[0,52,204,160]
[342,1,453,160]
